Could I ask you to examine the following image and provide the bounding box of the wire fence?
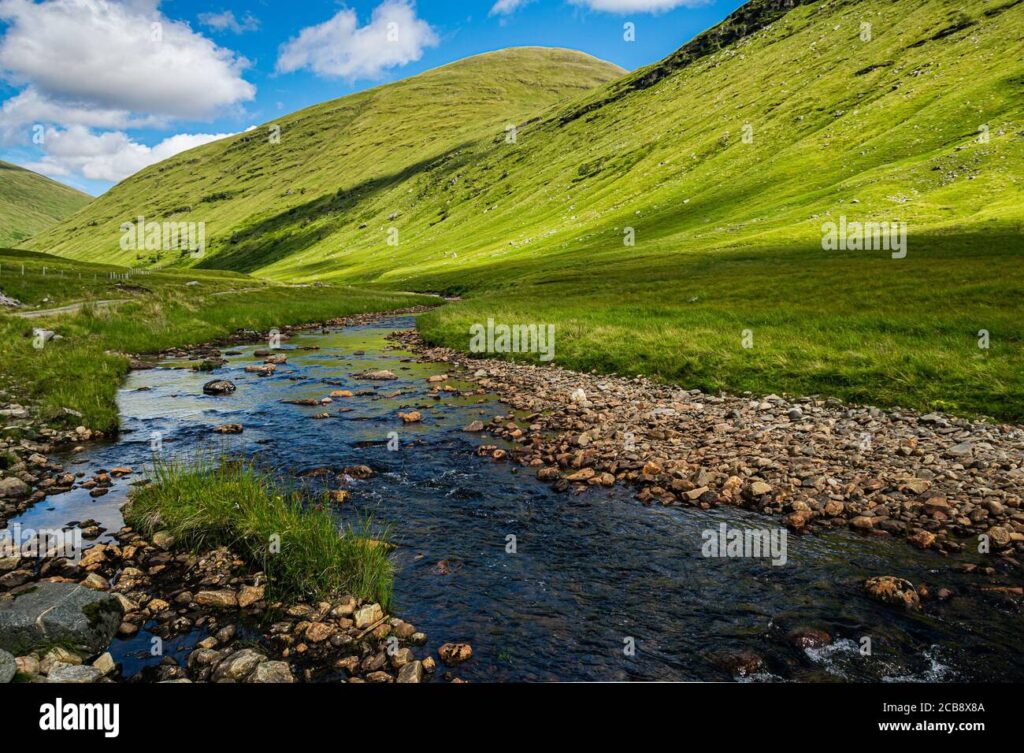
[0,263,153,281]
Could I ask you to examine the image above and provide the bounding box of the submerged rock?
[864,576,921,610]
[438,643,473,666]
[356,369,397,381]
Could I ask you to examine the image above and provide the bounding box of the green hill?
[30,1,1022,280]
[27,0,1024,419]
[0,161,90,247]
[29,47,625,269]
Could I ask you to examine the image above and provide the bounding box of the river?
[13,315,1024,682]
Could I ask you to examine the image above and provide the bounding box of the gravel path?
[9,299,128,319]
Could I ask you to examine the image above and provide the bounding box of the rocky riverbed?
[0,525,462,684]
[402,331,1024,561]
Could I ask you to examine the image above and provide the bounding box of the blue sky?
[0,0,744,195]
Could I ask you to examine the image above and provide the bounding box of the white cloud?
[569,0,707,12]
[490,0,533,15]
[25,124,236,182]
[198,9,260,34]
[0,87,128,141]
[277,0,439,80]
[0,0,255,120]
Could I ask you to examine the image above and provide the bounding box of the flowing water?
[14,316,1024,682]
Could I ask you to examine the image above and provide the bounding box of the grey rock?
[248,660,294,683]
[47,662,104,684]
[213,648,265,682]
[0,582,124,655]
[946,441,974,458]
[203,379,236,396]
[357,369,397,381]
[0,648,15,683]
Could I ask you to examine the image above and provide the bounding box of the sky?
[0,0,745,196]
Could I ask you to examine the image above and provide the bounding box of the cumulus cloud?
[198,9,260,34]
[276,0,439,80]
[24,124,236,182]
[0,0,255,120]
[0,87,156,144]
[490,0,533,15]
[569,0,707,12]
[0,0,255,186]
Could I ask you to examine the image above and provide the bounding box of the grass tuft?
[124,458,393,608]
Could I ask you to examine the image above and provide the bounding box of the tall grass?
[124,458,393,607]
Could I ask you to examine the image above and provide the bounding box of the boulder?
[213,648,265,682]
[343,465,374,480]
[0,477,30,499]
[248,660,294,684]
[438,643,473,666]
[195,590,238,609]
[710,649,764,677]
[202,380,236,396]
[397,660,423,683]
[357,370,397,381]
[987,526,1012,549]
[354,603,384,629]
[0,582,123,654]
[237,585,265,609]
[47,663,104,684]
[864,576,921,610]
[787,627,832,649]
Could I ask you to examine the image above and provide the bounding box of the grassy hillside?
[0,161,90,246]
[30,47,625,269]
[28,0,1024,420]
